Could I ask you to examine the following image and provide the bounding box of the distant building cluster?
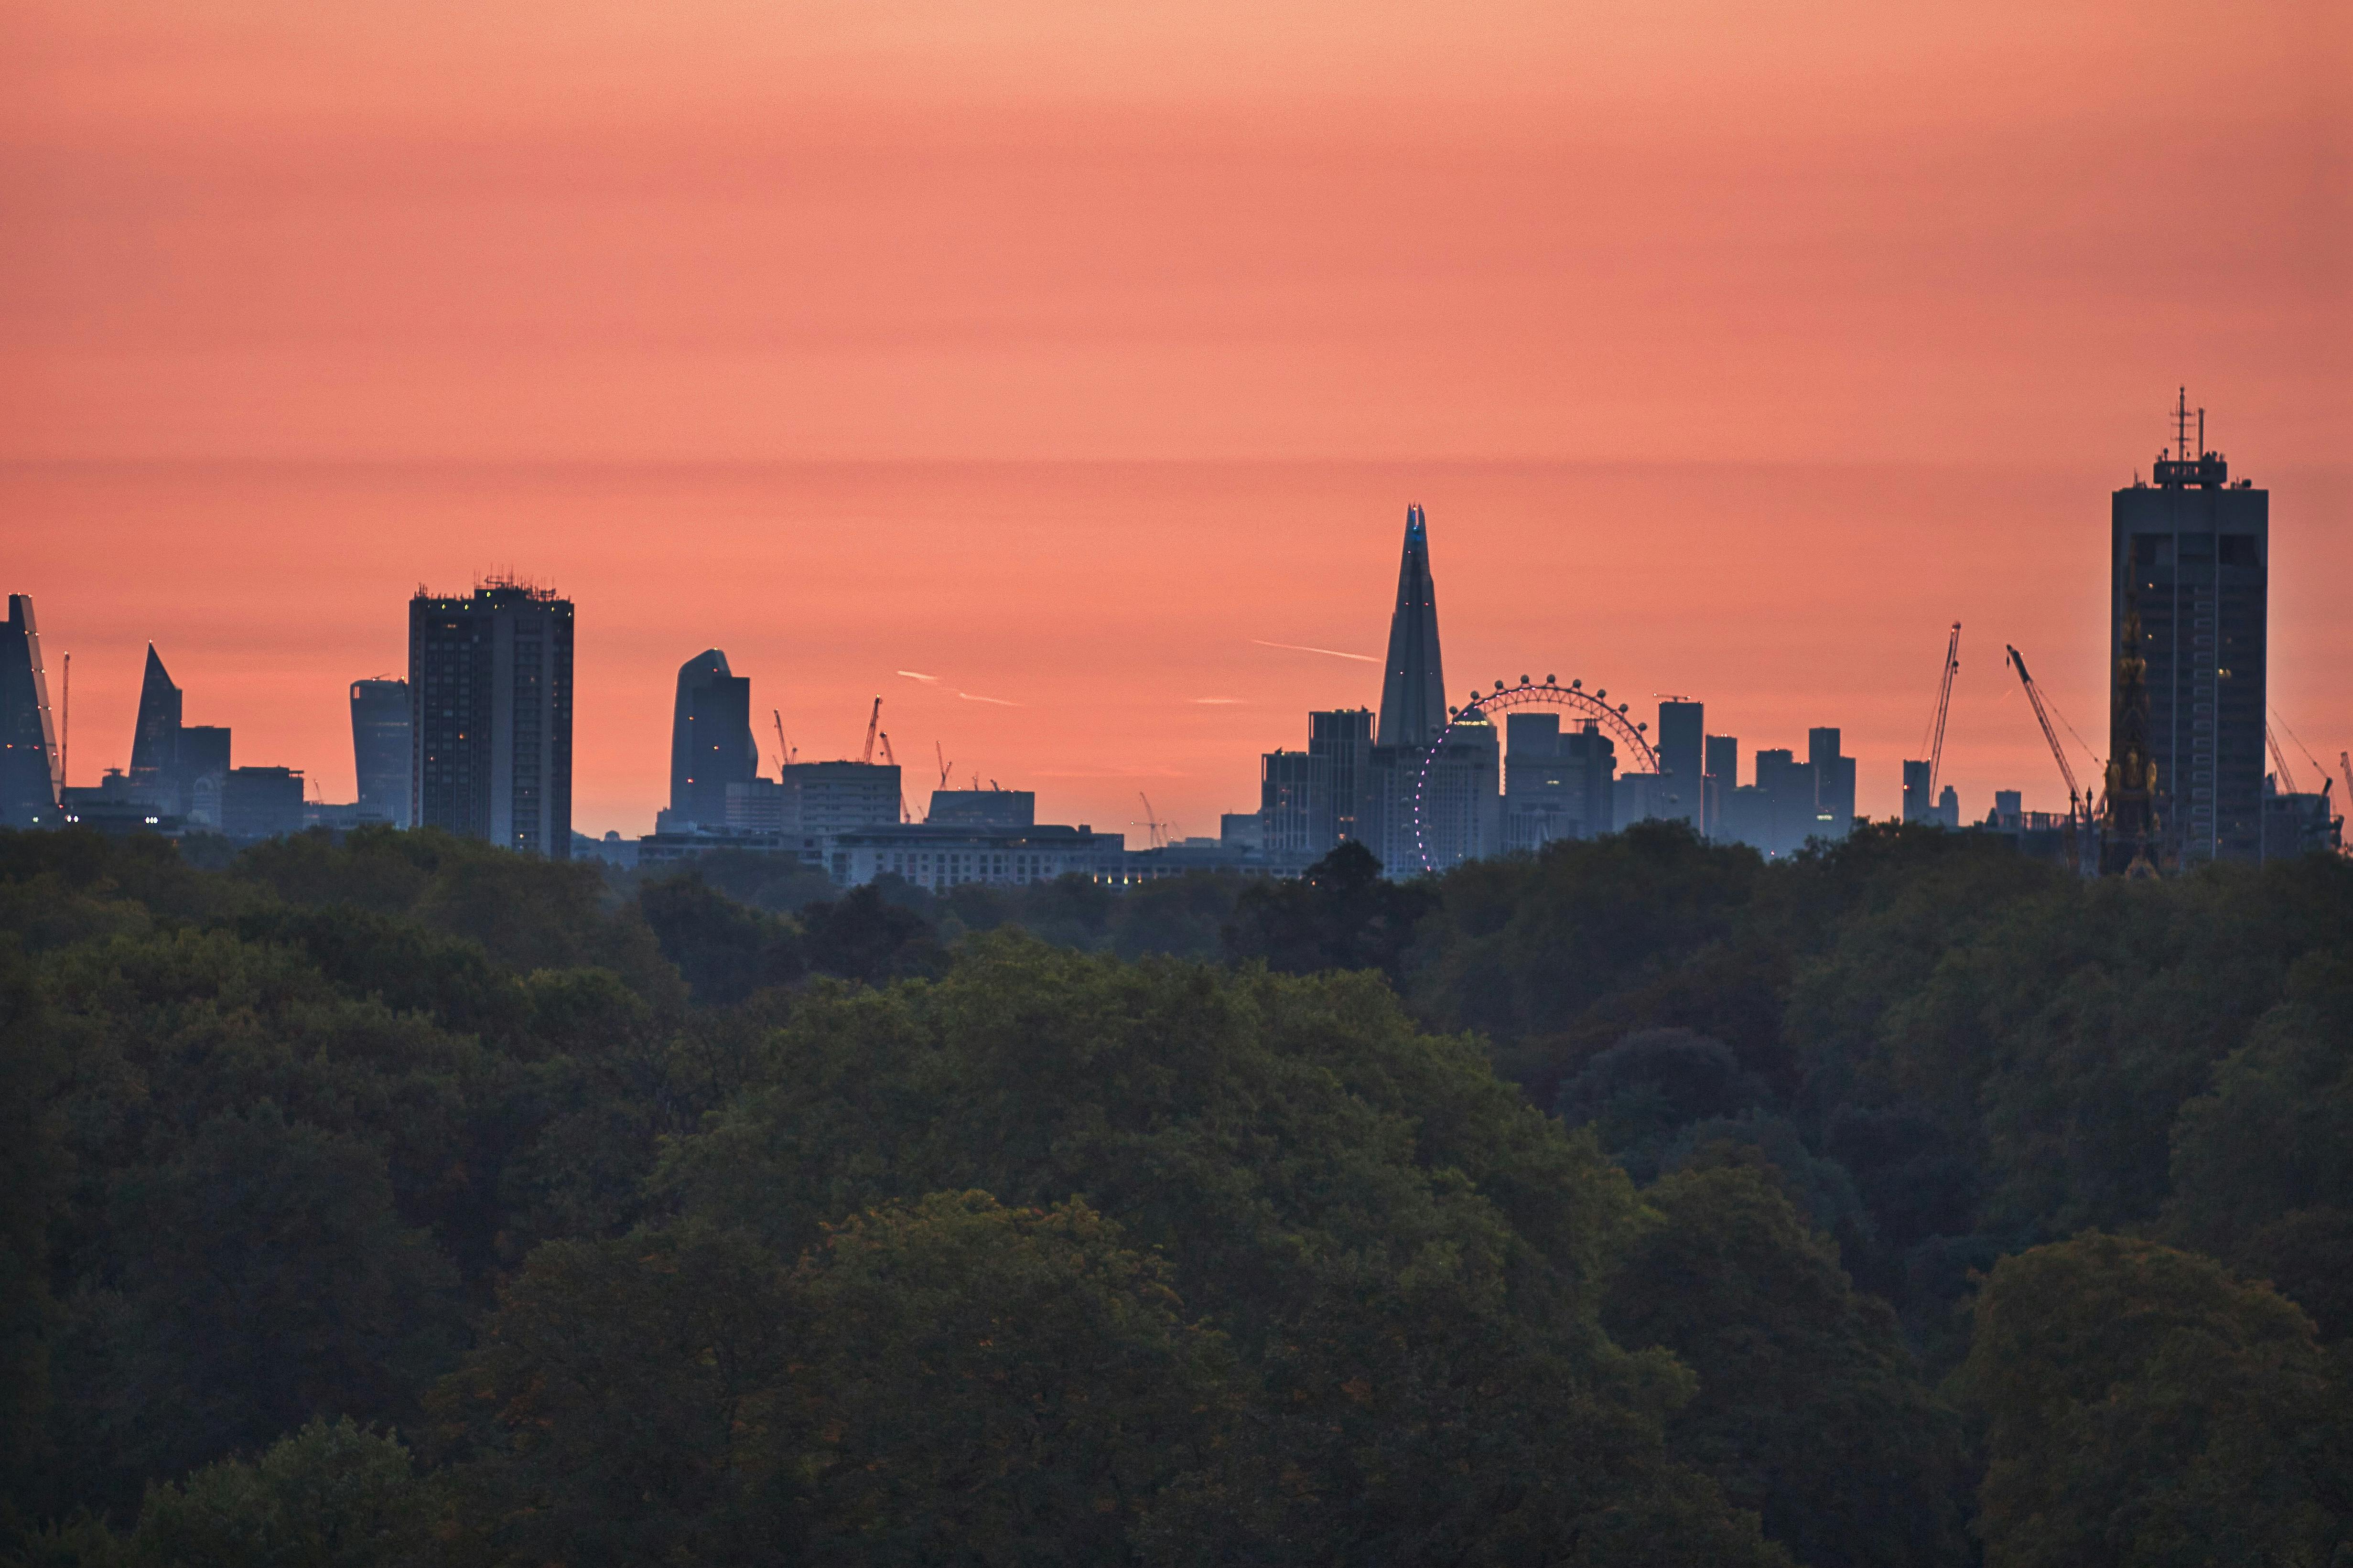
[0,401,2338,870]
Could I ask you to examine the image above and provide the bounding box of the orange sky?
[2,1,2347,839]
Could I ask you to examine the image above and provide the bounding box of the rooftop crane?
[2342,751,2353,803]
[877,732,911,821]
[860,696,882,765]
[1925,622,1961,799]
[771,709,794,773]
[2006,645,2082,816]
[2266,726,2303,796]
[935,741,953,790]
[1133,792,1173,850]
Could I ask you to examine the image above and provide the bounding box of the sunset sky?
[3,0,2346,839]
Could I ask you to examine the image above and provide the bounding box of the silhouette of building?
[1504,712,1614,849]
[1809,727,1856,841]
[350,678,411,828]
[1901,760,1934,825]
[2111,401,2267,864]
[927,788,1035,829]
[222,765,305,840]
[1308,708,1374,850]
[1377,505,1446,749]
[1260,749,1316,855]
[0,595,60,827]
[669,649,756,830]
[176,725,231,831]
[1656,701,1704,828]
[409,581,574,858]
[127,644,182,801]
[1703,733,1738,838]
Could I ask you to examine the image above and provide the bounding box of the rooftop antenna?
[2173,387,2192,462]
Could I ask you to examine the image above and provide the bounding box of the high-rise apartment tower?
[2110,397,2266,865]
[409,581,574,857]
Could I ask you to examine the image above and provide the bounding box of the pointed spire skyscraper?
[1376,504,1447,747]
[128,644,182,788]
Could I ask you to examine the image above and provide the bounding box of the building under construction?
[2107,396,2267,869]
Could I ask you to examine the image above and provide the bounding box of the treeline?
[0,823,2347,1565]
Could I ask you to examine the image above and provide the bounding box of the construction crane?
[2006,646,2083,816]
[1133,792,1173,849]
[876,732,911,821]
[860,696,882,765]
[935,741,953,790]
[771,709,794,773]
[1925,623,1961,798]
[2342,751,2353,803]
[2266,726,2302,795]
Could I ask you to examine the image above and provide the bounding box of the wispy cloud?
[896,669,940,682]
[1251,639,1379,664]
[1191,697,1244,705]
[957,691,1019,707]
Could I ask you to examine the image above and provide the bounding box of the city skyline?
[4,443,2347,845]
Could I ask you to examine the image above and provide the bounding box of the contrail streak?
[1251,639,1380,664]
[957,691,1019,707]
[896,670,940,682]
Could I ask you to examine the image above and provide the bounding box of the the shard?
[128,643,183,792]
[1376,504,1448,747]
[1,594,61,825]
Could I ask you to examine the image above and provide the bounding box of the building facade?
[1260,749,1316,855]
[409,581,575,858]
[2110,422,2267,865]
[669,649,756,830]
[1656,701,1704,829]
[351,678,411,827]
[0,595,60,827]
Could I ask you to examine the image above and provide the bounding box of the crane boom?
[1927,623,1961,796]
[935,741,953,789]
[2005,645,2081,809]
[771,709,792,773]
[861,696,882,765]
[2266,726,2301,795]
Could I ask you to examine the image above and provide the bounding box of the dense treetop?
[1,821,2347,1565]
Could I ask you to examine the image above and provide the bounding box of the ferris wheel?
[1409,675,1663,873]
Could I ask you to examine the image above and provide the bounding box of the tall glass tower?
[351,677,412,827]
[2110,396,2267,866]
[409,581,574,857]
[0,594,61,826]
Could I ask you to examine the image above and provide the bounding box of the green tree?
[797,1192,1244,1567]
[1957,1233,2349,1567]
[118,1418,423,1568]
[1220,840,1433,981]
[635,873,805,1006]
[433,1225,805,1567]
[1604,1166,1968,1568]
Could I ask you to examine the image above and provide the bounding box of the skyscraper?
[410,581,574,857]
[128,644,182,800]
[2110,400,2267,865]
[1307,708,1374,850]
[1703,733,1738,838]
[351,678,412,827]
[669,649,757,828]
[0,595,60,826]
[1656,701,1704,829]
[1809,727,1856,840]
[1377,505,1446,748]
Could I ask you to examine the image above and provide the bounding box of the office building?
[222,765,305,840]
[1504,712,1614,849]
[2110,403,2267,864]
[351,678,411,827]
[127,644,183,803]
[1260,749,1316,855]
[1656,701,1704,828]
[177,726,232,831]
[1703,734,1737,838]
[410,580,575,858]
[1409,709,1502,870]
[1220,812,1263,848]
[826,823,1123,890]
[0,595,61,827]
[1902,760,1934,826]
[669,650,756,829]
[1809,728,1856,841]
[1308,708,1374,849]
[1377,505,1447,749]
[927,789,1036,829]
[786,761,900,835]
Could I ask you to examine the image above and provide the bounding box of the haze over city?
[3,0,2347,837]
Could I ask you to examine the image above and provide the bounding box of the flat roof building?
[410,580,575,857]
